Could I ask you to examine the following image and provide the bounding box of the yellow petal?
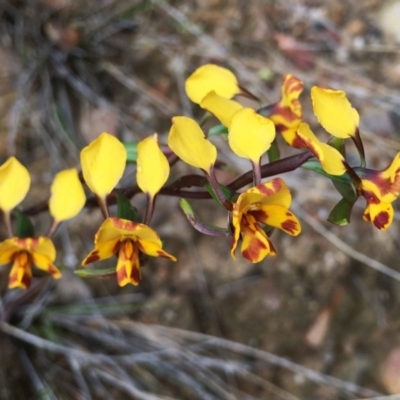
[297,123,346,176]
[137,134,170,198]
[93,218,141,245]
[116,239,141,286]
[82,238,120,265]
[237,178,292,213]
[269,75,304,148]
[49,169,86,222]
[0,157,30,212]
[200,91,243,127]
[168,116,217,173]
[31,237,57,262]
[80,132,127,199]
[31,252,61,278]
[311,87,359,138]
[185,64,240,104]
[363,202,393,231]
[0,239,19,265]
[8,252,32,289]
[0,237,56,262]
[229,108,275,162]
[360,152,400,204]
[251,204,301,236]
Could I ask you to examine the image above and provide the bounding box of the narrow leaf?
[75,268,116,277]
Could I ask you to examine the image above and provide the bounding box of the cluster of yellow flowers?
[0,64,399,289]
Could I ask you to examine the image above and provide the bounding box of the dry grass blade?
[291,202,400,282]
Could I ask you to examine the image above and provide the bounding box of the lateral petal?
[251,204,301,236]
[82,238,120,265]
[31,252,61,278]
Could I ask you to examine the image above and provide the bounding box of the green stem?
[207,166,232,211]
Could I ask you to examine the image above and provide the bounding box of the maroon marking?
[362,190,380,205]
[21,271,31,289]
[111,218,139,231]
[116,265,127,285]
[281,219,298,234]
[47,264,59,275]
[113,240,122,254]
[291,135,306,149]
[131,265,141,285]
[84,251,100,264]
[242,238,268,262]
[373,211,390,230]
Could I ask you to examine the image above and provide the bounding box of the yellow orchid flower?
[0,237,61,289]
[137,134,170,198]
[311,87,360,139]
[80,132,127,200]
[200,91,243,127]
[231,178,301,262]
[0,157,30,213]
[82,218,176,287]
[228,108,275,163]
[268,75,304,148]
[359,152,400,230]
[49,169,86,223]
[168,116,217,174]
[297,122,346,176]
[185,64,241,104]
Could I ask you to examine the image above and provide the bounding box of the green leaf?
[208,124,228,137]
[116,193,139,222]
[75,268,115,278]
[13,210,34,238]
[124,142,138,163]
[301,160,352,184]
[328,198,356,226]
[267,140,280,162]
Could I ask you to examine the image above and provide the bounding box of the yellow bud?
[49,169,86,222]
[228,108,275,162]
[0,157,30,212]
[185,64,240,104]
[168,116,217,173]
[80,132,127,199]
[137,134,170,198]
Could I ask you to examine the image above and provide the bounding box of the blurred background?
[1,0,400,398]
